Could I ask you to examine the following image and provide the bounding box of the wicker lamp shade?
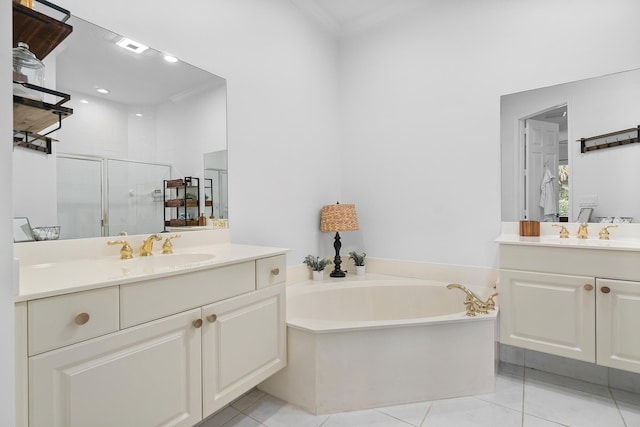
[320,204,359,232]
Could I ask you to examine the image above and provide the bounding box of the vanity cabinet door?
[596,278,640,373]
[29,308,203,427]
[499,269,596,362]
[201,284,286,417]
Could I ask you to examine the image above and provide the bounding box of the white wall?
[340,0,640,267]
[156,83,227,178]
[2,0,15,422]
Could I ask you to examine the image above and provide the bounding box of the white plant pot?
[355,265,366,275]
[312,270,324,281]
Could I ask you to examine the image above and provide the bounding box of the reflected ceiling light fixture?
[135,113,143,117]
[96,88,109,94]
[79,99,89,104]
[116,37,149,54]
[163,55,178,63]
[320,202,359,278]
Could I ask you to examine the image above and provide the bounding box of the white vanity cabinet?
[202,283,285,415]
[29,308,203,427]
[499,269,595,362]
[596,278,640,372]
[16,252,287,427]
[499,242,640,373]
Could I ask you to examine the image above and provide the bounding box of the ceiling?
[294,0,414,36]
[53,2,405,105]
[55,17,224,106]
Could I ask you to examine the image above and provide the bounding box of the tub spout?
[446,284,498,317]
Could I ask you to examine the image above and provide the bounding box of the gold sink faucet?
[162,234,181,254]
[598,224,618,240]
[107,239,133,260]
[552,224,570,238]
[577,223,589,239]
[446,284,498,317]
[140,234,162,256]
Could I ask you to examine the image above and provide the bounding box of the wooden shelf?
[13,95,73,134]
[580,126,639,153]
[13,1,72,60]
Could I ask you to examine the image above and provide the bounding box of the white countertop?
[496,222,640,252]
[14,230,288,302]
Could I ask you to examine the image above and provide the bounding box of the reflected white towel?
[540,168,557,215]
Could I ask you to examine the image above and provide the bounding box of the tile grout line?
[608,386,629,427]
[521,356,526,427]
[418,403,433,427]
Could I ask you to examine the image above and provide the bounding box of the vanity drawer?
[28,287,120,356]
[256,255,286,289]
[120,261,255,328]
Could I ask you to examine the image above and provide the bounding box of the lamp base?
[330,231,346,278]
[329,269,346,278]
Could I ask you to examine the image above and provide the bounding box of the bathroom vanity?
[497,222,640,374]
[14,230,287,427]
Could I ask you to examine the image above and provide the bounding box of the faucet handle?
[598,224,618,240]
[162,234,181,254]
[552,224,570,238]
[107,240,133,259]
[485,293,498,311]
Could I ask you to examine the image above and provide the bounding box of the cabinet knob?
[271,268,280,276]
[601,286,611,294]
[584,284,593,291]
[192,319,203,328]
[206,314,217,323]
[74,312,90,325]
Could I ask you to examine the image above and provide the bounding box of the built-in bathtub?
[259,277,498,414]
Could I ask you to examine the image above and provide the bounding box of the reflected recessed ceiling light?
[164,55,178,63]
[96,88,109,94]
[79,99,89,104]
[135,113,143,117]
[116,38,149,54]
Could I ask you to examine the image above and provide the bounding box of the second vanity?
[497,222,640,374]
[14,229,287,427]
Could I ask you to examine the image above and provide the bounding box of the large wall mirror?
[501,68,640,223]
[13,16,227,240]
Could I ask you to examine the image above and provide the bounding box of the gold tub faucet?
[140,234,162,256]
[446,284,498,317]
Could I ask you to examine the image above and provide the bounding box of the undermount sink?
[108,253,216,276]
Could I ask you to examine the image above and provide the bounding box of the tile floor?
[197,363,640,427]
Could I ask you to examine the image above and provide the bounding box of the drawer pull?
[271,268,280,276]
[192,319,203,328]
[74,312,90,325]
[207,314,217,323]
[601,286,611,294]
[584,284,593,291]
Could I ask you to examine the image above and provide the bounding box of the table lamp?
[320,202,359,277]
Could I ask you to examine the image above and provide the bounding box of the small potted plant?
[303,255,332,281]
[348,251,366,275]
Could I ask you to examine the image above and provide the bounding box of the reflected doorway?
[520,104,568,221]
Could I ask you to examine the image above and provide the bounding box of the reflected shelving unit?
[12,0,74,154]
[163,177,201,229]
[204,178,213,217]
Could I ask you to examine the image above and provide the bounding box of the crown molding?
[287,0,341,36]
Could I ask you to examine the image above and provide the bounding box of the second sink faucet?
[577,223,589,239]
[140,234,162,256]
